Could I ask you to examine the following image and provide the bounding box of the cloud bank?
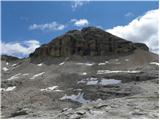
[29,21,65,31]
[71,0,89,11]
[125,12,134,18]
[1,40,40,58]
[71,19,89,27]
[106,9,159,54]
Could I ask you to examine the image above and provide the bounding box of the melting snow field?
[60,92,90,104]
[2,67,9,71]
[7,73,21,80]
[0,86,16,92]
[30,72,45,79]
[97,70,141,74]
[150,62,159,66]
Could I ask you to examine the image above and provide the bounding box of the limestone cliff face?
[29,27,149,59]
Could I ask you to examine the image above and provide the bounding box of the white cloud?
[125,12,134,18]
[29,21,65,31]
[71,0,89,11]
[106,9,159,54]
[71,19,89,27]
[1,40,40,58]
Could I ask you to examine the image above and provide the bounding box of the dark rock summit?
[29,27,149,59]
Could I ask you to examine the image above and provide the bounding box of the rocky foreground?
[1,49,159,119]
[1,27,159,119]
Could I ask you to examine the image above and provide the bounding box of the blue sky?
[1,1,159,57]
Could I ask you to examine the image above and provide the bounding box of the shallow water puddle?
[60,92,90,104]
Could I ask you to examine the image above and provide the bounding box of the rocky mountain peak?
[1,55,19,62]
[29,26,149,60]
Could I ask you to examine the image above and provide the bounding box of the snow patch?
[60,92,90,104]
[105,61,109,64]
[87,80,98,85]
[40,86,62,92]
[77,80,86,84]
[37,63,43,66]
[77,77,97,84]
[0,86,16,92]
[30,72,45,79]
[22,73,29,76]
[100,79,121,85]
[125,59,129,61]
[54,89,63,92]
[97,70,141,74]
[79,72,87,75]
[7,73,21,80]
[98,63,106,66]
[150,62,159,66]
[12,64,17,67]
[59,61,65,66]
[2,67,9,71]
[76,62,94,66]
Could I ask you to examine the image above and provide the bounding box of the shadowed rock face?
[29,27,149,59]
